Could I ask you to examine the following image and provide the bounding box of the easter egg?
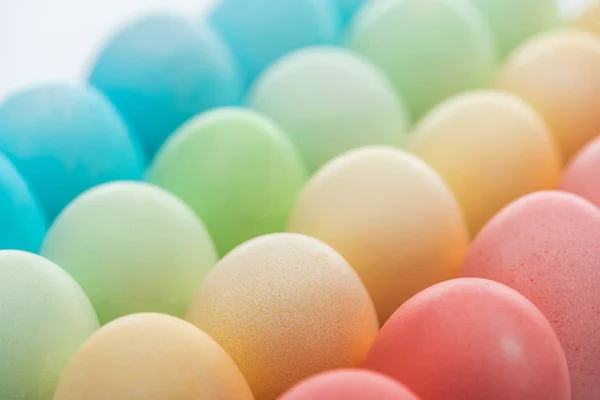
[287,146,469,323]
[0,152,46,252]
[573,0,600,37]
[347,0,496,120]
[0,250,99,400]
[248,47,408,173]
[278,369,420,400]
[464,0,560,57]
[365,278,571,400]
[89,13,243,156]
[41,181,217,324]
[210,0,339,88]
[54,313,254,400]
[559,136,600,206]
[461,191,600,399]
[334,0,367,28]
[498,30,600,161]
[147,108,307,256]
[0,84,144,219]
[410,91,561,235]
[186,233,378,400]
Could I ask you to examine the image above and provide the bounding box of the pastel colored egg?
[278,369,420,400]
[0,152,46,252]
[347,0,496,120]
[89,13,243,156]
[461,191,600,399]
[498,30,600,161]
[210,0,339,88]
[186,233,378,400]
[147,108,307,257]
[0,250,99,400]
[464,0,560,57]
[410,91,561,235]
[248,47,408,172]
[559,136,600,206]
[573,0,600,36]
[287,147,469,323]
[41,181,217,324]
[0,84,144,219]
[365,278,571,400]
[334,0,367,28]
[54,313,254,400]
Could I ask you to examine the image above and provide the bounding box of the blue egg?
[336,0,366,28]
[0,84,145,220]
[210,0,340,88]
[90,13,243,156]
[0,152,46,252]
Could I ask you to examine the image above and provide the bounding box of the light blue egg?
[210,0,340,88]
[90,13,243,156]
[0,152,46,252]
[0,84,145,220]
[336,0,367,28]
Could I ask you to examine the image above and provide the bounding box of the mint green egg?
[0,251,99,400]
[41,181,217,325]
[147,108,308,256]
[248,47,408,173]
[347,0,496,120]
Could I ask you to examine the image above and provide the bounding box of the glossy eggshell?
[0,251,99,400]
[498,30,600,161]
[248,47,408,173]
[0,84,144,219]
[278,369,420,400]
[89,13,243,156]
[559,136,600,206]
[41,181,217,324]
[147,108,307,257]
[0,152,46,252]
[347,0,496,120]
[53,313,254,400]
[410,90,561,235]
[186,233,379,400]
[365,278,571,400]
[461,191,600,399]
[287,146,469,323]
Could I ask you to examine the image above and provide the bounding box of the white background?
[0,0,594,102]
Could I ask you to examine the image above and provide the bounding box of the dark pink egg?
[278,369,419,400]
[559,136,600,207]
[461,191,600,399]
[364,278,570,400]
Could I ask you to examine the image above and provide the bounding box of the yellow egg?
[186,233,378,400]
[287,147,469,323]
[497,30,600,161]
[574,1,600,37]
[53,313,254,400]
[410,91,561,235]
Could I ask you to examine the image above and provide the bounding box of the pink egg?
[278,369,419,400]
[559,136,600,207]
[364,278,571,400]
[461,191,600,399]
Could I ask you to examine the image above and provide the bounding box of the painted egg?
[559,136,600,206]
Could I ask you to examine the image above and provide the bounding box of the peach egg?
[559,136,600,207]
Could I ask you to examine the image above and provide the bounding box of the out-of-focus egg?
[186,233,379,400]
[278,369,420,400]
[573,1,600,37]
[89,13,243,156]
[365,278,571,400]
[210,0,339,88]
[461,191,600,399]
[147,108,307,257]
[0,250,99,400]
[334,0,367,28]
[410,91,561,235]
[347,0,496,120]
[248,47,408,172]
[464,0,560,57]
[287,146,468,323]
[41,181,217,325]
[53,313,254,400]
[559,136,600,206]
[498,30,600,161]
[0,84,144,219]
[0,152,46,252]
